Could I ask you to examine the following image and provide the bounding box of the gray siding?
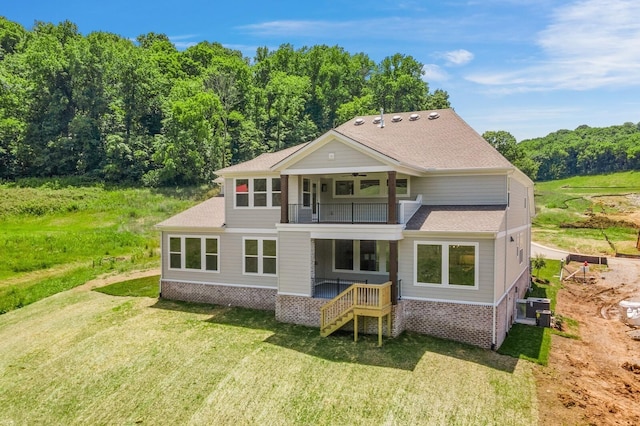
[398,236,495,304]
[506,177,530,228]
[288,139,385,170]
[494,234,507,298]
[161,231,278,289]
[277,231,312,296]
[501,177,532,302]
[414,175,507,205]
[224,178,281,229]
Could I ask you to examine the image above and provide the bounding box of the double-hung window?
[243,238,277,276]
[234,177,281,208]
[168,236,219,272]
[415,241,478,287]
[333,176,409,198]
[302,178,311,207]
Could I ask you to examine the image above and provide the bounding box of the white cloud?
[440,49,474,66]
[168,34,199,50]
[237,17,453,41]
[466,0,640,92]
[422,64,449,82]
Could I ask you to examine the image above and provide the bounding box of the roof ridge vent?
[372,116,382,124]
[354,118,365,126]
[391,115,402,122]
[428,112,440,120]
[409,113,420,121]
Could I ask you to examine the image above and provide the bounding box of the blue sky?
[5,0,640,141]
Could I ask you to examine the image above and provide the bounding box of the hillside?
[533,171,640,255]
[520,123,640,181]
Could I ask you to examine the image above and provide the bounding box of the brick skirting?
[162,280,525,349]
[276,294,405,338]
[403,299,494,349]
[275,294,326,327]
[161,280,276,310]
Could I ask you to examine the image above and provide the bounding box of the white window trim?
[332,175,410,199]
[242,237,278,276]
[302,178,311,209]
[168,235,220,273]
[414,241,479,289]
[234,177,281,209]
[332,240,388,274]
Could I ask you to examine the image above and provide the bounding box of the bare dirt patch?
[536,258,640,425]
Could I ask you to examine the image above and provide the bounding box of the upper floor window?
[333,175,409,198]
[235,177,281,208]
[303,178,311,207]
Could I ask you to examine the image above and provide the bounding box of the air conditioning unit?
[525,297,550,319]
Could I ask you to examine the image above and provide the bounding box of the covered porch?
[279,171,422,225]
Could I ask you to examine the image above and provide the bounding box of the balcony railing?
[288,203,400,224]
[313,277,368,298]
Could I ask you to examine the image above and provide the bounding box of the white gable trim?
[271,130,407,173]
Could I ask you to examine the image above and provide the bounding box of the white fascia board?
[155,226,225,232]
[216,171,281,178]
[402,230,497,239]
[271,130,405,172]
[281,164,421,177]
[276,223,404,241]
[421,167,512,177]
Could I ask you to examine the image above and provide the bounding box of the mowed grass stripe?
[0,290,537,425]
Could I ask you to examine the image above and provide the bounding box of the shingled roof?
[215,109,513,175]
[216,143,307,175]
[405,205,507,233]
[156,196,225,230]
[333,109,513,171]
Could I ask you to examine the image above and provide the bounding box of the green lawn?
[0,181,207,313]
[0,288,537,425]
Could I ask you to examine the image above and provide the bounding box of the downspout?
[159,232,163,298]
[501,176,511,348]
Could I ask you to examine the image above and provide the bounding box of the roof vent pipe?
[380,108,385,128]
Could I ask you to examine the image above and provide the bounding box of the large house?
[156,109,534,349]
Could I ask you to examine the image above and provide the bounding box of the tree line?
[483,122,640,181]
[0,17,450,186]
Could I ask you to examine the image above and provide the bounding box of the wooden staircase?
[320,281,392,346]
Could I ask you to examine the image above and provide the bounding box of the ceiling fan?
[341,172,367,177]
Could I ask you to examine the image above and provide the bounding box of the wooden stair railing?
[320,281,392,346]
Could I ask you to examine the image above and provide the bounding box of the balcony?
[287,195,422,225]
[288,203,398,224]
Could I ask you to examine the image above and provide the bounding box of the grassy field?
[0,179,207,313]
[0,287,537,425]
[533,171,640,255]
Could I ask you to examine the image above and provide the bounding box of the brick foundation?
[276,294,404,338]
[275,295,326,327]
[161,280,276,310]
[162,279,530,349]
[403,299,494,348]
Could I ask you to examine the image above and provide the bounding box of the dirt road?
[536,257,640,425]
